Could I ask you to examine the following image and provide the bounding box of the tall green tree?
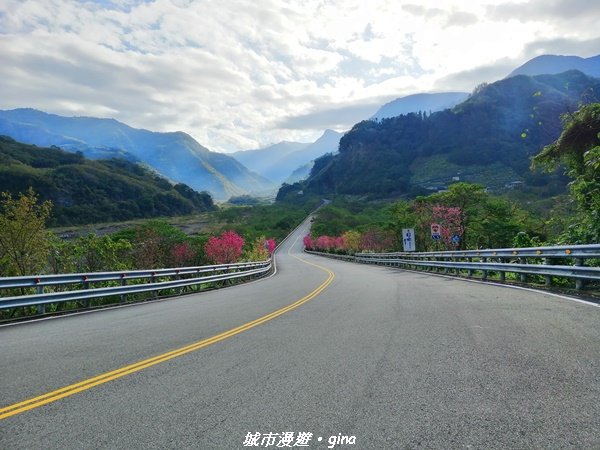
[532,103,600,242]
[123,220,188,269]
[72,234,133,272]
[415,183,531,249]
[0,188,53,276]
[418,183,486,249]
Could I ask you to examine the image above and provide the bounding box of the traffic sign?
[431,223,441,240]
[402,228,415,252]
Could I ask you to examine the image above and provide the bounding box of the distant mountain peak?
[371,92,469,120]
[0,108,274,200]
[285,70,600,200]
[507,54,600,79]
[231,130,343,185]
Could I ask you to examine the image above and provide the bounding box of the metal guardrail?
[0,210,321,322]
[0,260,272,315]
[307,244,600,291]
[359,244,600,259]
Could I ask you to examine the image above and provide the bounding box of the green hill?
[280,71,600,200]
[0,109,275,200]
[0,136,215,226]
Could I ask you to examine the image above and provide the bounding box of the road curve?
[1,217,599,449]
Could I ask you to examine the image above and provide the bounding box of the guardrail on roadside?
[0,260,272,317]
[306,244,600,292]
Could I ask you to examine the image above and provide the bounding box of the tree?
[315,235,336,251]
[532,103,600,242]
[204,231,245,264]
[432,205,464,250]
[359,229,395,252]
[342,230,361,253]
[532,103,600,173]
[72,234,133,272]
[265,239,276,254]
[389,200,416,235]
[171,242,196,267]
[127,221,188,268]
[243,236,270,262]
[0,188,53,276]
[427,183,486,249]
[413,183,529,249]
[303,235,314,250]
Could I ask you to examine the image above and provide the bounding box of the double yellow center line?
[1,243,334,420]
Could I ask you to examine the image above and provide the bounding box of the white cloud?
[0,0,598,152]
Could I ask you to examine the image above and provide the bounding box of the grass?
[410,155,522,191]
[49,211,223,239]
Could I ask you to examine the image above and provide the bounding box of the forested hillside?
[281,71,600,200]
[0,109,274,200]
[0,136,215,226]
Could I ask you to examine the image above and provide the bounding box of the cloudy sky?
[1,0,599,152]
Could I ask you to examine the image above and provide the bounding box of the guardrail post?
[467,258,473,277]
[543,258,552,286]
[518,257,527,282]
[149,272,157,300]
[36,280,45,314]
[575,258,584,290]
[82,276,90,308]
[482,257,488,280]
[499,258,506,282]
[176,270,183,295]
[120,274,126,302]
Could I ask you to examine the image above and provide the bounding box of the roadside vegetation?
[0,103,597,281]
[0,191,317,279]
[305,103,600,253]
[0,136,215,226]
[0,192,301,320]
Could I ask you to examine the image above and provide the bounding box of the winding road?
[1,217,599,449]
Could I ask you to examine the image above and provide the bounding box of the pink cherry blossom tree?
[204,230,245,264]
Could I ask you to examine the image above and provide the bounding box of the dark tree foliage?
[282,71,600,200]
[0,136,215,226]
[532,103,600,243]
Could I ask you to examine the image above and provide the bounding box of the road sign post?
[451,234,461,248]
[430,223,441,241]
[402,228,415,252]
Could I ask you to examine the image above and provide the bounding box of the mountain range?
[1,53,599,205]
[0,135,214,226]
[231,129,343,184]
[367,54,600,122]
[278,70,600,201]
[0,109,272,201]
[371,92,470,120]
[507,54,600,78]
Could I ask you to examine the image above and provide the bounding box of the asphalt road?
[1,218,599,449]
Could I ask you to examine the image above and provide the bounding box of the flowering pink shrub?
[265,238,276,254]
[432,205,464,248]
[303,235,314,249]
[309,230,394,253]
[359,229,394,252]
[315,235,335,251]
[334,236,346,250]
[171,242,196,266]
[204,230,245,264]
[342,230,361,253]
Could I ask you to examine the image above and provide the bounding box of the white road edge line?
[389,265,600,308]
[310,254,600,309]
